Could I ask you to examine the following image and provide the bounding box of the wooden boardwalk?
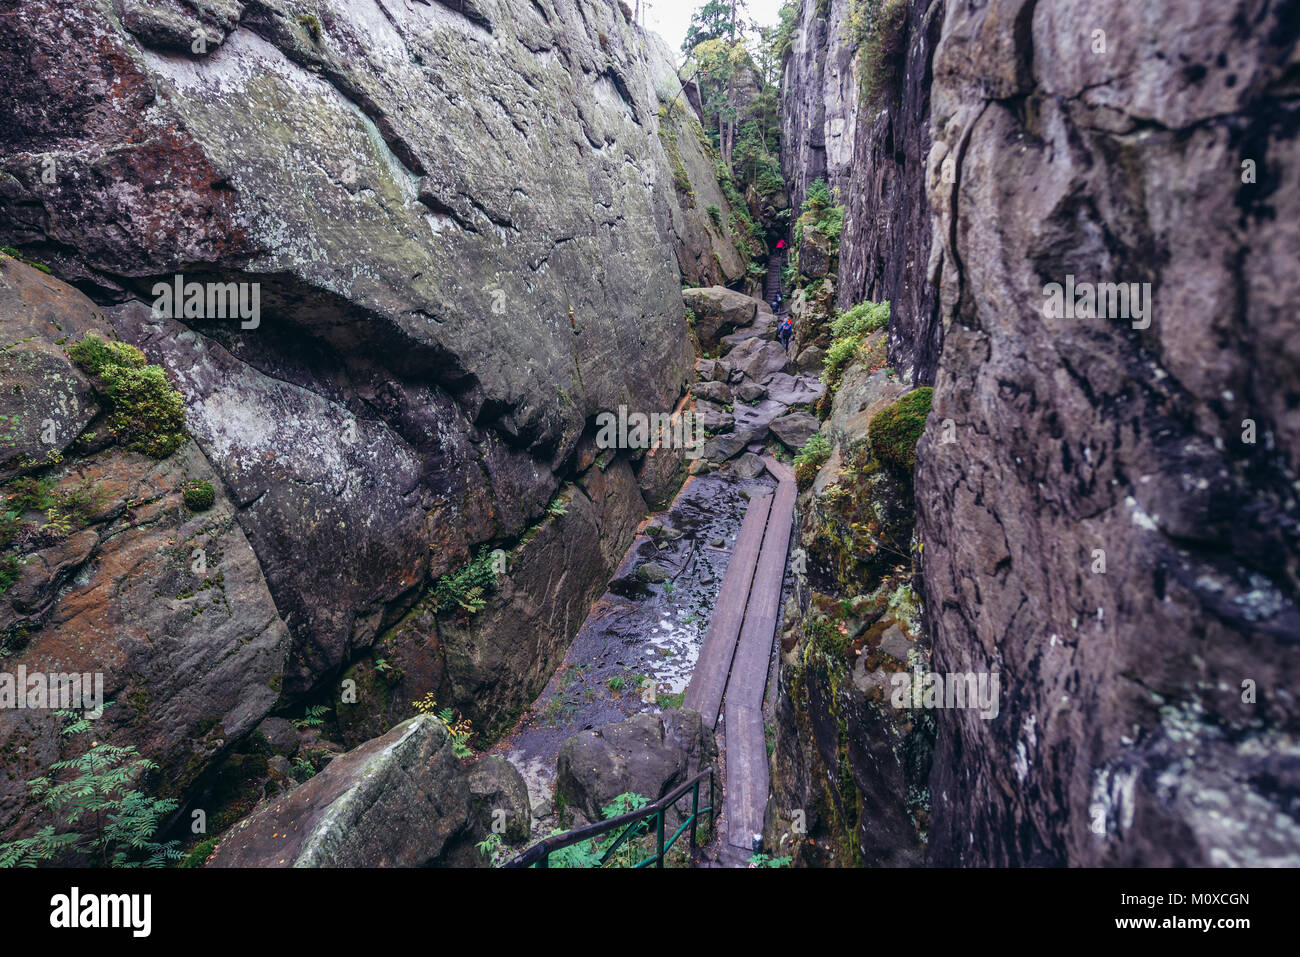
[684,456,796,863]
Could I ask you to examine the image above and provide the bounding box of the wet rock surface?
[489,470,771,834]
[556,709,717,824]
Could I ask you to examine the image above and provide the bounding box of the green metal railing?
[501,767,715,869]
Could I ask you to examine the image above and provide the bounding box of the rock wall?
[776,0,1300,866]
[780,0,860,213]
[0,0,742,844]
[781,0,943,384]
[919,0,1300,866]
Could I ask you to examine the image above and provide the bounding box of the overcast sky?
[639,0,788,57]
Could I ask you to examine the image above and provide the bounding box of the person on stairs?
[778,315,794,352]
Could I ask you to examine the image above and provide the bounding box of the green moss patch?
[868,388,932,475]
[182,480,215,511]
[68,334,187,458]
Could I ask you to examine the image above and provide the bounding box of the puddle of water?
[490,469,778,821]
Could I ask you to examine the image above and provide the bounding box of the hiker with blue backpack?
[778,315,793,352]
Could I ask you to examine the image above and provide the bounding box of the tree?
[682,0,746,54]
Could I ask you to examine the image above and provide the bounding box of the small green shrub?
[832,300,891,339]
[297,12,322,41]
[822,300,891,405]
[0,708,181,868]
[182,480,215,511]
[5,476,56,512]
[793,432,832,489]
[706,204,723,227]
[180,837,218,868]
[868,387,933,475]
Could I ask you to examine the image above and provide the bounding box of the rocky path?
[494,288,818,864]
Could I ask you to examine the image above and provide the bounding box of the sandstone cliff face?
[0,258,291,843]
[0,0,738,844]
[781,0,943,384]
[919,0,1300,866]
[781,0,860,212]
[777,0,1300,866]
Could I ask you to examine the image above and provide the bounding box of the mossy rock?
[182,480,215,511]
[867,388,932,475]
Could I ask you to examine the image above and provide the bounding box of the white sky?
[639,0,787,57]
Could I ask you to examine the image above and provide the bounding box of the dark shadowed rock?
[703,428,764,464]
[795,344,825,373]
[555,709,717,823]
[466,755,531,846]
[691,380,732,404]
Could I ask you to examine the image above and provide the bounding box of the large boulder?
[683,286,759,352]
[0,0,700,761]
[207,715,472,867]
[556,710,717,824]
[691,380,732,404]
[727,338,792,380]
[0,259,291,845]
[769,411,820,450]
[762,372,825,407]
[466,755,532,847]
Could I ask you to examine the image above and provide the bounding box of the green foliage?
[5,476,56,512]
[793,431,832,489]
[181,480,215,511]
[297,12,322,41]
[832,300,891,340]
[68,334,187,458]
[546,792,652,868]
[432,545,501,616]
[706,203,723,227]
[682,0,739,53]
[291,704,331,730]
[477,831,509,866]
[808,616,850,658]
[748,851,793,867]
[822,300,891,404]
[868,388,933,475]
[0,553,23,596]
[0,246,51,274]
[290,755,319,783]
[0,709,181,868]
[180,837,217,868]
[854,0,909,105]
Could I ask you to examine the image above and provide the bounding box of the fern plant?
[0,709,181,868]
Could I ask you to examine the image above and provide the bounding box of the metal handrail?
[501,767,715,868]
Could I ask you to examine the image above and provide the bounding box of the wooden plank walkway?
[683,492,772,728]
[723,465,796,853]
[684,456,797,862]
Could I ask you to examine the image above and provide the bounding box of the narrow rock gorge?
[0,0,1295,878]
